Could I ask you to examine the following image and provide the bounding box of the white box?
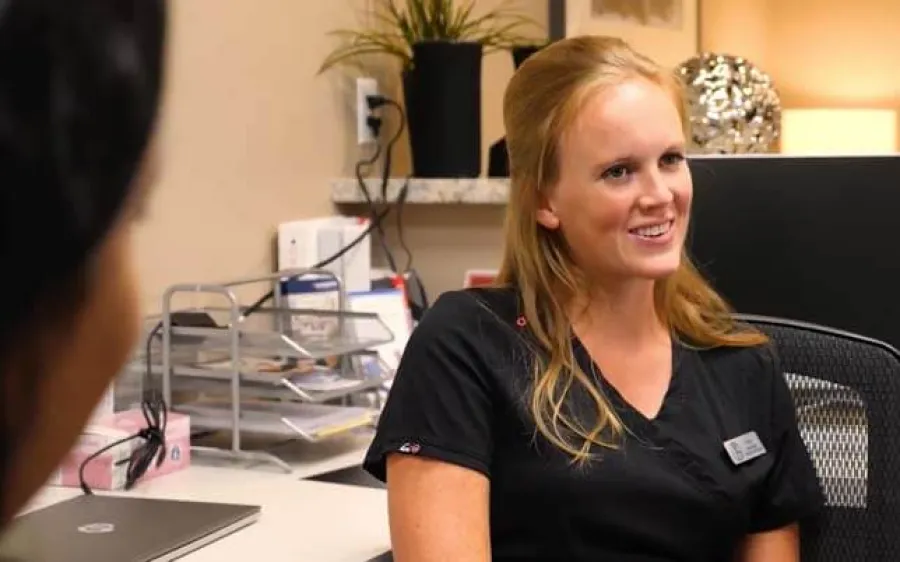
[277,216,371,294]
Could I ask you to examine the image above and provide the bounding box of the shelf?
[165,306,394,362]
[331,177,509,205]
[330,157,772,205]
[155,269,395,473]
[176,401,378,443]
[169,360,390,404]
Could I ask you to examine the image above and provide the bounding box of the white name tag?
[723,431,767,466]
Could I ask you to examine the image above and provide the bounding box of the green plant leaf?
[317,42,409,74]
[408,0,432,39]
[318,0,542,73]
[450,0,477,36]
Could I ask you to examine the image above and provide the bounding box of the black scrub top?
[363,288,825,561]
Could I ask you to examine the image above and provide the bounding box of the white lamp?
[780,108,898,155]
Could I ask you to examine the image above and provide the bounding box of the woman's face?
[537,76,692,288]
[2,158,152,522]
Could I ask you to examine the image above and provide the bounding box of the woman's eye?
[660,152,685,167]
[601,165,630,181]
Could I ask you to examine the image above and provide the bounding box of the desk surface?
[25,431,390,562]
[26,422,858,560]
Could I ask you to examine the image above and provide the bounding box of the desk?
[22,420,863,560]
[24,431,391,562]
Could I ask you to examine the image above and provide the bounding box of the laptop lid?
[0,495,260,562]
[305,465,385,489]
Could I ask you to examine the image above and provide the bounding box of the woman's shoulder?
[403,286,531,373]
[419,286,522,333]
[689,340,784,401]
[693,340,777,369]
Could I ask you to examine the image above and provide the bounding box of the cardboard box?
[50,409,191,491]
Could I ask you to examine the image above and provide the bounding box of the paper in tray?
[287,370,363,392]
[179,401,377,441]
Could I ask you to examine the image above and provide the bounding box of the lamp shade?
[780,109,898,155]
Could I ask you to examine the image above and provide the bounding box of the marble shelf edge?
[331,177,510,205]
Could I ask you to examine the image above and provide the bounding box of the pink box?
[50,409,191,491]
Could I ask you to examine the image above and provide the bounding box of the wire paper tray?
[177,401,378,442]
[171,374,387,404]
[168,352,390,400]
[156,268,395,472]
[166,308,394,361]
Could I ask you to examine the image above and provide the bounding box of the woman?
[364,36,824,561]
[0,0,165,526]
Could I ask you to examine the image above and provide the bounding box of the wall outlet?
[356,77,379,145]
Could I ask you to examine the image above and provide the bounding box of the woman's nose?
[638,170,675,207]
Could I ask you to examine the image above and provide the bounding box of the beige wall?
[702,0,900,152]
[703,0,900,110]
[137,0,900,309]
[699,0,768,65]
[135,1,374,311]
[766,0,900,109]
[135,0,546,310]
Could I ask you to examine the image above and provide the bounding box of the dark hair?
[0,0,166,510]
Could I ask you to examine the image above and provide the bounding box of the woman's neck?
[569,279,667,345]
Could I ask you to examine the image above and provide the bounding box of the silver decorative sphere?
[676,53,781,154]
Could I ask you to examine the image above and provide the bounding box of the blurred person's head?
[0,0,166,522]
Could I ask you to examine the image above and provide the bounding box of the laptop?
[0,495,260,561]
[304,465,385,489]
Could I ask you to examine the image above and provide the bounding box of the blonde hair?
[495,35,767,463]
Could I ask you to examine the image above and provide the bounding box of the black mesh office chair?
[737,314,900,561]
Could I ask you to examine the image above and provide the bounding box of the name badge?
[723,431,767,466]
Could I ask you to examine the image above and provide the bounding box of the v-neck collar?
[572,334,685,425]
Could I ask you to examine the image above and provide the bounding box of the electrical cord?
[394,183,414,273]
[241,93,411,319]
[78,322,167,495]
[370,97,414,273]
[241,203,400,318]
[367,95,426,318]
[356,96,412,274]
[355,138,398,272]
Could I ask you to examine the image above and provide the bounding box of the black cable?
[354,98,413,275]
[395,198,413,273]
[366,98,407,274]
[242,94,409,319]
[355,140,399,273]
[240,199,398,319]
[372,99,414,273]
[370,98,424,315]
[78,322,167,494]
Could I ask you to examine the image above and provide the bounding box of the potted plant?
[488,41,547,177]
[318,0,539,178]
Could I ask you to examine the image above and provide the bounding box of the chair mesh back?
[741,316,900,561]
[786,372,868,510]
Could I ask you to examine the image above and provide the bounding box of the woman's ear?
[536,195,560,230]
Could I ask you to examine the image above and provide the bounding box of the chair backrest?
[737,314,900,561]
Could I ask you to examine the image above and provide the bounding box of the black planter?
[488,44,544,178]
[512,44,542,69]
[403,41,483,178]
